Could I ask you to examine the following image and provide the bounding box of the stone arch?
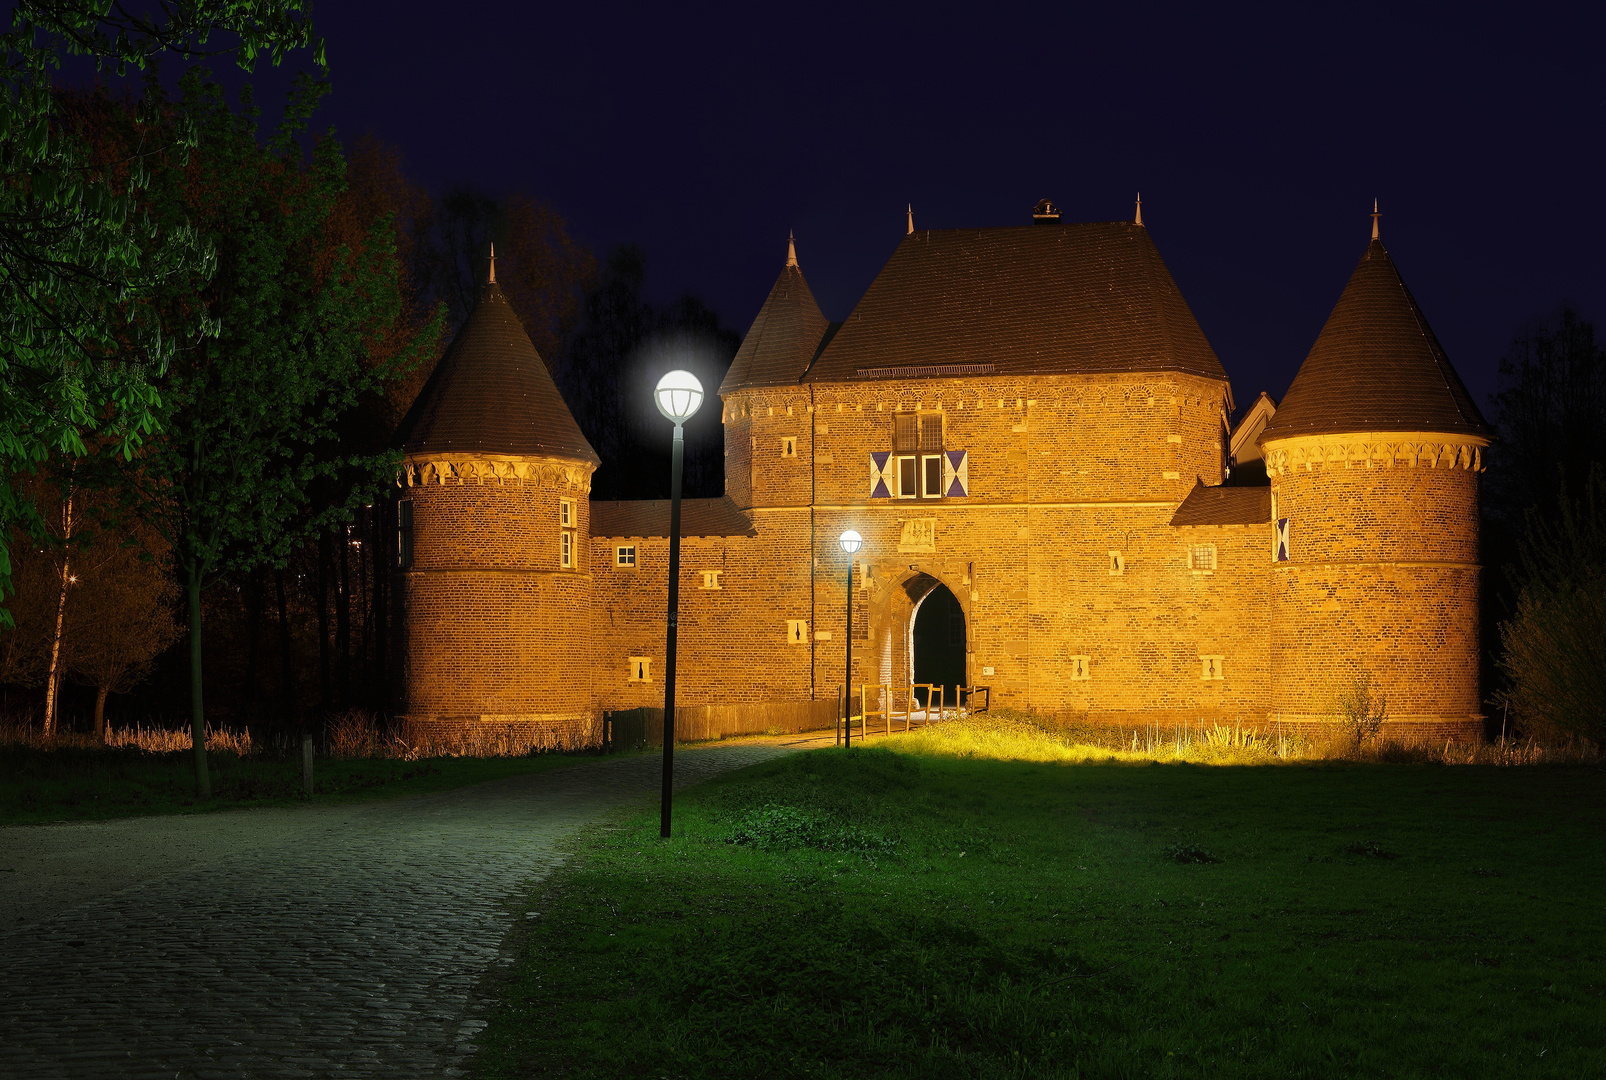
[868,568,971,703]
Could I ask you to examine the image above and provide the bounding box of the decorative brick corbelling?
[1262,432,1487,476]
[397,454,593,492]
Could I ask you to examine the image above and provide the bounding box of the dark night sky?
[242,2,1604,413]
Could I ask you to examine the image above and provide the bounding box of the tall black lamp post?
[654,369,704,839]
[838,529,863,746]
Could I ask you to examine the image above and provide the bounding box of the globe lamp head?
[838,529,863,554]
[654,369,704,424]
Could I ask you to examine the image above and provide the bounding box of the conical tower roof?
[398,277,599,464]
[1261,233,1487,441]
[719,235,832,395]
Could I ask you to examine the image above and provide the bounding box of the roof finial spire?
[786,230,797,268]
[1135,193,1143,227]
[488,241,497,284]
[907,204,914,235]
[1371,198,1380,240]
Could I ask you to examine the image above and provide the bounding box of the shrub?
[1335,673,1388,745]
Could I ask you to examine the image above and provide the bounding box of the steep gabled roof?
[1169,481,1272,526]
[1260,237,1488,441]
[591,496,756,538]
[719,237,832,395]
[397,280,599,464]
[802,222,1226,384]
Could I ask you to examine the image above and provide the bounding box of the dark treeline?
[2,83,740,743]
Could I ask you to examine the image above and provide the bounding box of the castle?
[392,199,1489,745]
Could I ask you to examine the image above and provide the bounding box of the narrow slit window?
[397,500,414,570]
[1108,550,1124,576]
[700,570,724,590]
[1069,655,1091,681]
[786,619,808,643]
[628,657,652,682]
[559,497,574,528]
[560,530,574,569]
[1199,655,1225,681]
[781,437,796,458]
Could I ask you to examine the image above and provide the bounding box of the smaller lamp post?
[654,369,703,839]
[838,529,863,746]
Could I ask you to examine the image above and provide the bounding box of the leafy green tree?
[0,2,318,613]
[96,71,437,796]
[1497,469,1606,744]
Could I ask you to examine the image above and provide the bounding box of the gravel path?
[0,734,830,1079]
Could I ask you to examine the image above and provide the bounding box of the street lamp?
[838,529,863,747]
[654,369,703,839]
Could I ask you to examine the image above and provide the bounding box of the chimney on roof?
[487,241,496,284]
[1135,193,1143,228]
[907,204,914,235]
[1032,198,1061,224]
[1371,198,1380,240]
[786,231,797,267]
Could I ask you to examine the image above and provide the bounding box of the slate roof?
[591,496,757,538]
[397,281,599,464]
[719,259,832,395]
[1259,238,1488,441]
[802,222,1226,383]
[1169,482,1272,526]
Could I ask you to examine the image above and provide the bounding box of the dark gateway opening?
[911,583,965,708]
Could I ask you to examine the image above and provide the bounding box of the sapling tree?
[96,71,437,796]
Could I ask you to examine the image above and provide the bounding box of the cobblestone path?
[0,736,827,1079]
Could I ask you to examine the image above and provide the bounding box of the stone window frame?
[615,545,637,568]
[559,497,575,528]
[1107,550,1124,576]
[1188,543,1217,574]
[1068,655,1091,680]
[560,529,574,569]
[780,436,797,458]
[1199,655,1225,681]
[893,411,945,502]
[786,619,808,644]
[627,656,652,682]
[700,570,724,590]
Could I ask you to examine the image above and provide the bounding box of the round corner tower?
[393,258,601,746]
[1259,219,1489,741]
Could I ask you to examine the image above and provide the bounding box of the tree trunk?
[317,531,331,711]
[188,567,211,798]
[373,501,388,715]
[241,570,262,727]
[276,568,294,728]
[336,525,350,709]
[93,685,109,742]
[42,491,73,737]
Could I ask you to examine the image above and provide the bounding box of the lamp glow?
[838,529,863,554]
[654,370,704,424]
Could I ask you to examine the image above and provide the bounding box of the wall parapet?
[398,454,592,491]
[1262,431,1487,476]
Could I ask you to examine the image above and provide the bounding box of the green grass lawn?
[477,730,1606,1079]
[0,744,594,825]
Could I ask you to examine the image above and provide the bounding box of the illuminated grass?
[477,740,1606,1079]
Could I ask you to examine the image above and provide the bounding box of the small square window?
[1108,550,1124,576]
[896,455,918,498]
[1069,655,1091,680]
[786,619,808,643]
[1189,544,1217,573]
[700,570,724,590]
[616,545,636,567]
[560,530,574,568]
[559,497,575,528]
[627,656,652,682]
[780,437,796,457]
[1199,655,1225,681]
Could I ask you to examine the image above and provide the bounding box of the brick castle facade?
[393,201,1489,745]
